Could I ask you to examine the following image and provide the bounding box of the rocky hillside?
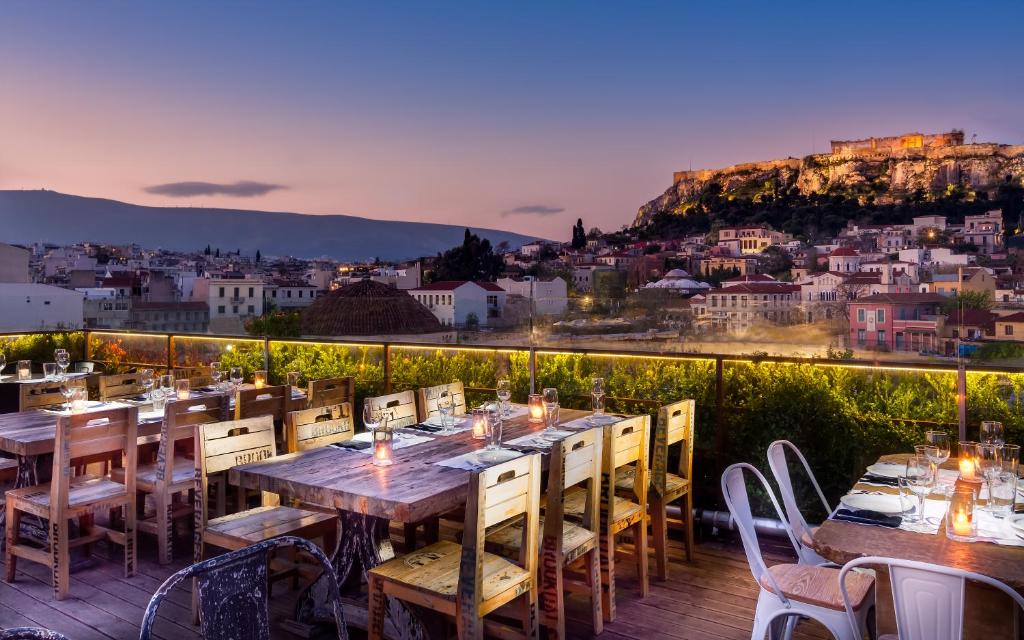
[636,142,1024,227]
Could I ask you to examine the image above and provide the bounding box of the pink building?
[847,293,945,352]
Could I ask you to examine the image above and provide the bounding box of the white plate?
[840,492,904,516]
[865,463,904,478]
[1008,514,1024,533]
[476,448,522,464]
[586,414,619,426]
[423,416,466,428]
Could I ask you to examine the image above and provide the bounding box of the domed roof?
[301,280,444,336]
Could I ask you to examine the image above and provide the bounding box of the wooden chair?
[5,407,139,600]
[615,399,695,577]
[98,373,147,401]
[285,403,354,453]
[488,430,604,639]
[18,378,86,410]
[364,390,419,429]
[111,394,230,564]
[563,415,649,622]
[234,384,291,422]
[368,453,542,640]
[307,376,355,410]
[415,381,467,422]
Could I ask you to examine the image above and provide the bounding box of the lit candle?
[17,360,31,381]
[254,370,267,389]
[958,458,975,481]
[175,379,190,400]
[472,409,487,439]
[952,511,972,537]
[528,394,545,423]
[373,429,394,467]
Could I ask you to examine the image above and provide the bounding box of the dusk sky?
[2,1,1022,240]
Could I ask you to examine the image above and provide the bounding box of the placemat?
[434,448,523,471]
[405,416,471,436]
[504,430,574,449]
[335,431,434,453]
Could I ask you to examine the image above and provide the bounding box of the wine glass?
[591,377,605,416]
[0,353,6,375]
[437,392,454,432]
[55,349,70,378]
[496,379,512,417]
[905,455,935,528]
[229,367,243,389]
[141,369,154,400]
[363,398,381,432]
[977,443,1002,511]
[60,379,75,411]
[980,421,1005,446]
[924,431,950,467]
[160,374,175,398]
[210,364,223,389]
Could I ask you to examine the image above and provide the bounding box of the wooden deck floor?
[0,534,831,640]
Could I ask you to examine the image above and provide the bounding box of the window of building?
[1006,325,1014,336]
[857,329,866,345]
[857,309,865,322]
[249,287,254,298]
[876,309,885,323]
[234,287,240,298]
[219,287,225,297]
[248,305,255,314]
[232,305,239,314]
[287,290,292,298]
[877,330,886,346]
[218,305,225,314]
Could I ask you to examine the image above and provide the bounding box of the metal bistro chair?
[140,535,348,640]
[721,463,874,640]
[766,440,832,565]
[0,629,72,640]
[840,556,1024,640]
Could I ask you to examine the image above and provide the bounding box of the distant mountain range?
[0,190,539,261]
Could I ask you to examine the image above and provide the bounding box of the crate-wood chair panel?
[307,376,354,410]
[98,373,147,401]
[19,378,87,410]
[415,381,467,422]
[233,385,290,422]
[285,403,353,453]
[365,391,418,429]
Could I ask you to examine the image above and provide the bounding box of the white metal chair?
[721,463,874,640]
[840,556,1024,640]
[766,440,831,565]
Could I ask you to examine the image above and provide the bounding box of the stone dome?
[301,280,443,336]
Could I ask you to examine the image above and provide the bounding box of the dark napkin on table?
[198,386,218,393]
[128,395,149,402]
[408,423,444,433]
[331,440,372,451]
[833,508,902,528]
[859,473,899,487]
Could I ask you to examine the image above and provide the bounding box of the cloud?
[501,204,565,217]
[143,180,287,198]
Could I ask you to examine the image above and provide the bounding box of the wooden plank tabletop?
[230,408,608,523]
[0,408,163,457]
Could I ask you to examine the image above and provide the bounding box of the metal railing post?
[262,337,270,373]
[529,346,536,394]
[714,357,726,471]
[384,343,392,393]
[166,334,174,372]
[957,362,967,441]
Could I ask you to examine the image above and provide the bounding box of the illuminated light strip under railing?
[390,344,525,355]
[171,335,262,344]
[534,349,717,363]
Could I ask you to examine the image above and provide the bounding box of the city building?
[79,288,131,329]
[847,293,946,352]
[192,276,265,333]
[716,226,787,255]
[131,301,210,333]
[301,279,452,342]
[919,268,996,298]
[409,281,506,327]
[0,283,84,331]
[265,278,320,309]
[699,256,759,277]
[495,276,568,316]
[0,243,31,283]
[694,282,801,332]
[994,312,1024,342]
[957,210,1004,255]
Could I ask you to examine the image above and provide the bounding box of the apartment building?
[409,281,506,327]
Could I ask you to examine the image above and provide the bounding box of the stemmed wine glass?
[924,431,950,466]
[55,349,70,379]
[141,369,154,400]
[437,392,454,433]
[160,374,175,399]
[363,398,382,432]
[542,387,560,439]
[59,378,75,411]
[977,443,1003,511]
[905,454,935,528]
[980,421,1005,446]
[229,367,243,389]
[591,377,605,417]
[210,361,222,389]
[496,379,512,417]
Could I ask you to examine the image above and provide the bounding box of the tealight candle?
[528,394,545,423]
[373,428,394,467]
[958,458,976,481]
[952,511,971,536]
[958,441,979,482]
[254,370,267,389]
[17,360,31,381]
[175,378,190,400]
[472,409,487,439]
[946,486,976,541]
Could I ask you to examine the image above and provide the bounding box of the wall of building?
[0,284,83,331]
[0,243,30,283]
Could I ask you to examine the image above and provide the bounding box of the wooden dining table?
[229,406,621,640]
[812,453,1024,639]
[0,372,93,414]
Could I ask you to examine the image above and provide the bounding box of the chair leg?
[367,574,386,640]
[683,490,695,563]
[539,548,565,640]
[403,522,418,552]
[634,518,649,598]
[192,540,205,625]
[155,493,172,565]
[649,495,669,581]
[4,499,19,582]
[52,514,70,600]
[521,588,539,640]
[585,547,603,636]
[124,503,136,579]
[599,528,616,623]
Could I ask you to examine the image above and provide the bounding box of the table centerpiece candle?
[373,428,394,467]
[16,360,31,381]
[471,409,487,439]
[175,379,190,400]
[946,486,976,541]
[528,394,545,423]
[254,370,267,389]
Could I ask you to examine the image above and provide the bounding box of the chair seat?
[487,517,596,562]
[563,487,643,527]
[615,466,689,497]
[759,564,874,612]
[369,540,530,602]
[799,526,818,550]
[110,457,193,490]
[8,474,128,514]
[205,505,336,546]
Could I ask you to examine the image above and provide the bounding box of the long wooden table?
[229,407,616,639]
[812,454,1023,639]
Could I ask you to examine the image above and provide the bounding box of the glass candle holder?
[17,360,32,380]
[471,408,487,440]
[373,428,394,467]
[958,441,979,482]
[175,378,190,400]
[946,486,976,541]
[70,387,88,413]
[287,371,301,393]
[254,370,267,389]
[528,394,545,423]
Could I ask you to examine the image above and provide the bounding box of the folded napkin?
[860,474,899,487]
[331,440,372,451]
[833,508,902,528]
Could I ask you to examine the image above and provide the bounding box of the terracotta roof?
[947,309,996,327]
[724,274,776,283]
[829,247,859,257]
[997,312,1024,323]
[301,280,443,336]
[413,280,505,293]
[851,293,946,304]
[476,281,505,292]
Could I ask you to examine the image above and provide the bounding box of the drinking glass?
[485,407,503,451]
[229,367,243,388]
[43,363,57,380]
[914,444,939,472]
[1000,444,1020,476]
[542,387,558,431]
[70,386,88,413]
[905,455,935,528]
[363,398,381,432]
[980,421,1005,446]
[543,402,561,440]
[55,349,70,377]
[210,361,222,388]
[896,476,918,521]
[591,377,605,416]
[988,471,1016,517]
[60,379,75,411]
[160,374,175,398]
[175,378,190,399]
[437,393,454,432]
[978,443,1002,511]
[141,369,154,400]
[17,360,31,380]
[0,353,6,374]
[496,379,512,417]
[151,387,167,414]
[924,431,950,466]
[287,371,301,395]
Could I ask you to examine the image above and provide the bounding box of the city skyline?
[2,1,1023,239]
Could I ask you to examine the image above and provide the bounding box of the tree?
[429,229,503,282]
[245,310,302,337]
[761,246,793,278]
[204,245,211,256]
[214,248,220,258]
[255,249,261,263]
[571,218,586,249]
[942,290,994,313]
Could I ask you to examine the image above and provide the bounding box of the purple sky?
[1,2,1022,240]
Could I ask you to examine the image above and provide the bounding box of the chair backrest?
[364,391,418,429]
[139,535,348,640]
[234,385,290,422]
[154,395,230,488]
[766,440,831,545]
[52,406,138,512]
[544,429,602,558]
[840,556,1024,640]
[98,372,146,400]
[19,378,87,410]
[189,375,215,388]
[720,463,802,606]
[461,453,541,614]
[416,381,467,422]
[603,415,649,521]
[194,416,277,528]
[285,403,354,452]
[308,376,355,410]
[652,399,695,495]
[0,629,72,640]
[174,366,211,381]
[75,361,96,374]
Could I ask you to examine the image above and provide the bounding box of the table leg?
[297,510,432,640]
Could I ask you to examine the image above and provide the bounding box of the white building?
[0,243,30,283]
[371,262,422,290]
[265,279,319,309]
[0,284,84,331]
[409,281,506,327]
[828,247,861,273]
[192,277,264,332]
[78,288,131,329]
[496,276,568,316]
[572,265,611,293]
